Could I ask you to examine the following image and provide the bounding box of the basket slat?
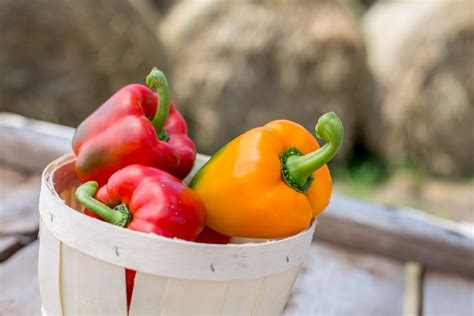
[220,278,265,315]
[252,264,301,315]
[60,243,127,315]
[161,279,229,315]
[129,272,169,315]
[38,220,62,315]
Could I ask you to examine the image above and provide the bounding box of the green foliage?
[331,139,388,198]
[332,157,387,199]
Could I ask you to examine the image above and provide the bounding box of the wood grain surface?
[423,270,474,316]
[0,241,41,315]
[318,196,474,276]
[284,241,405,315]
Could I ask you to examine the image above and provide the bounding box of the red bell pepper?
[72,68,196,186]
[195,227,231,244]
[75,164,206,307]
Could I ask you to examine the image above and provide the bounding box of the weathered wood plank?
[0,240,41,315]
[0,166,29,199]
[0,164,40,259]
[0,176,40,235]
[0,236,22,262]
[0,113,73,173]
[0,164,41,261]
[0,234,37,262]
[317,196,474,277]
[423,270,474,316]
[284,241,405,315]
[403,262,423,316]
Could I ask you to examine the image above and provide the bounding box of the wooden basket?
[38,154,316,315]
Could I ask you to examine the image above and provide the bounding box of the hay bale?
[159,1,226,55]
[162,0,370,158]
[0,0,167,127]
[363,0,474,177]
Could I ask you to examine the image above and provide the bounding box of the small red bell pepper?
[72,68,196,186]
[75,164,206,307]
[195,227,231,244]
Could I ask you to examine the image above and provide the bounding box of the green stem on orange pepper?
[283,112,344,190]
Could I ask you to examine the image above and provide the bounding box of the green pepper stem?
[146,67,170,139]
[75,181,131,227]
[285,112,344,187]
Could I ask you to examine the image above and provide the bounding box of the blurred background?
[1,0,472,222]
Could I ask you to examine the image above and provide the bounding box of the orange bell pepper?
[190,112,343,238]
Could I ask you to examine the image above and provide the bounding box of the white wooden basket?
[38,154,316,315]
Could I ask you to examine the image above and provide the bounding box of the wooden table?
[1,113,473,315]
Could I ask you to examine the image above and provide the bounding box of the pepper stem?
[284,112,344,188]
[75,181,131,227]
[146,67,170,140]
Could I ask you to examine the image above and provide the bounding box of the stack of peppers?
[73,68,227,306]
[73,67,343,308]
